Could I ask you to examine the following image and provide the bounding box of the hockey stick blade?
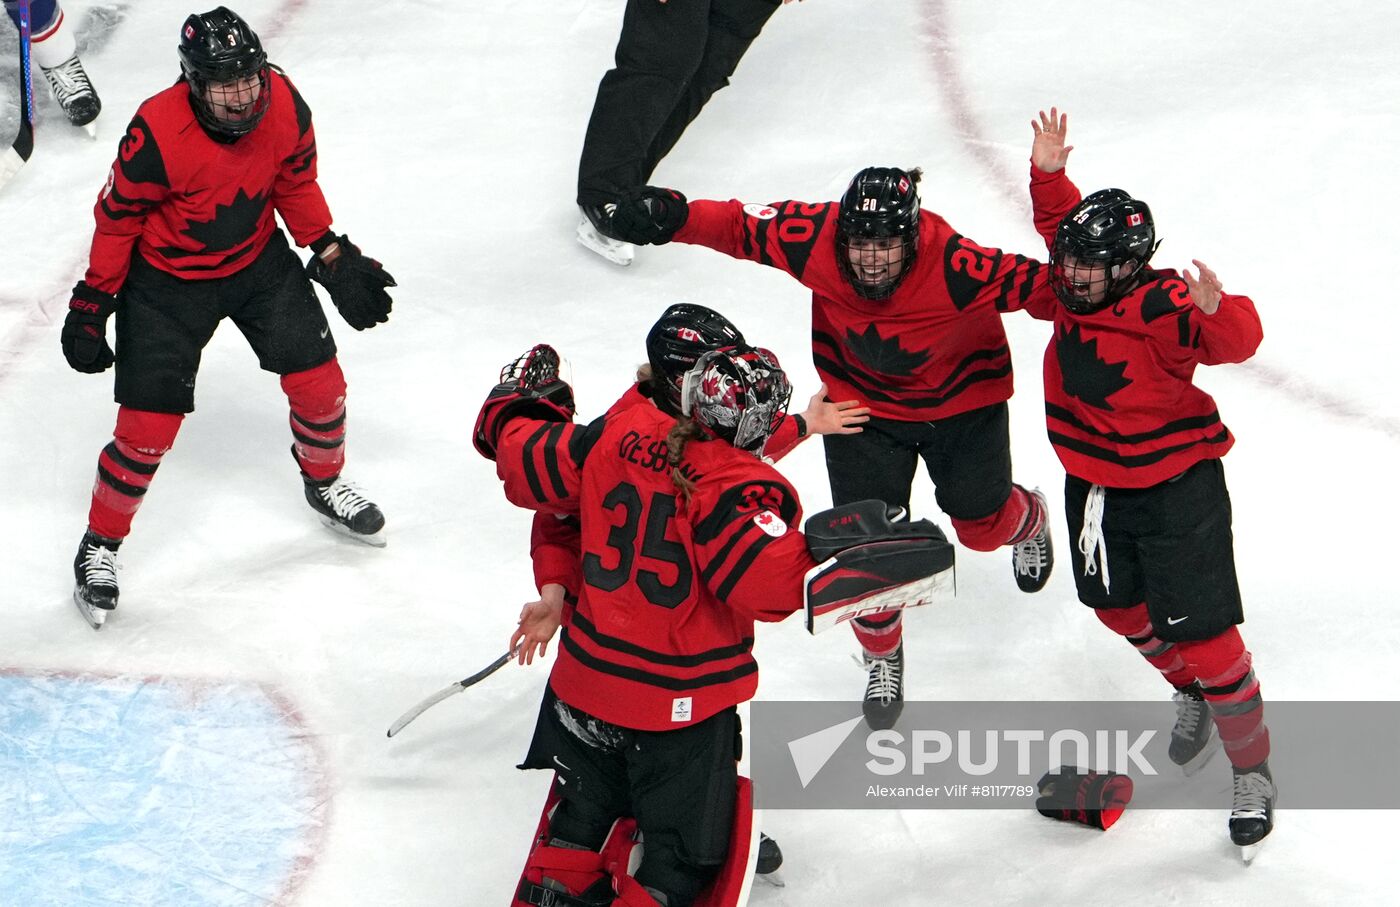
[386,649,515,738]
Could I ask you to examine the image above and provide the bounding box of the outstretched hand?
[1184,259,1223,315]
[511,584,565,665]
[800,383,869,435]
[1031,107,1073,173]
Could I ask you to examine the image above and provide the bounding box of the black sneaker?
[304,474,386,546]
[862,644,904,731]
[73,529,120,628]
[1168,682,1220,774]
[1230,762,1276,849]
[1012,487,1053,593]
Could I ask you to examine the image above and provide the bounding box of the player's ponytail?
[666,418,703,499]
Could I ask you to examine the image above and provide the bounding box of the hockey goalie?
[476,340,953,906]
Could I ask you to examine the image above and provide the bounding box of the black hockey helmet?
[645,304,746,415]
[179,7,270,137]
[836,166,922,300]
[681,346,792,459]
[1050,188,1158,314]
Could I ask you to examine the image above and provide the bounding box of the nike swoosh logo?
[1166,616,1189,625]
[552,755,570,772]
[319,326,329,339]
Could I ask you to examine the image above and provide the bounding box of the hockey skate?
[303,474,386,547]
[73,529,120,629]
[861,643,904,731]
[41,53,101,135]
[1230,762,1275,862]
[1011,488,1053,593]
[1168,682,1220,775]
[577,205,635,267]
[755,832,785,888]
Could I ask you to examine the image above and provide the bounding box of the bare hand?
[800,383,869,435]
[511,584,565,665]
[1184,259,1223,315]
[1031,107,1073,173]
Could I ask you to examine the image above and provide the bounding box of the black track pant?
[577,0,780,206]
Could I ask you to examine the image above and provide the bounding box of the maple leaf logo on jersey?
[1056,323,1131,410]
[844,323,928,377]
[180,188,269,252]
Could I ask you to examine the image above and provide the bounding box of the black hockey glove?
[1035,767,1133,830]
[306,234,396,331]
[61,280,118,373]
[473,344,577,460]
[608,187,689,245]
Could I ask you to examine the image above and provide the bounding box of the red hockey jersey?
[528,381,809,596]
[675,198,1055,422]
[84,68,332,294]
[495,404,815,731]
[1022,165,1263,488]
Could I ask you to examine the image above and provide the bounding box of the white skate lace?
[1013,491,1048,579]
[1172,689,1207,740]
[321,479,373,519]
[81,542,119,589]
[1078,483,1109,592]
[862,652,902,704]
[42,54,95,104]
[1232,771,1274,819]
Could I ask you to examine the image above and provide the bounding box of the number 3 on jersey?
[583,482,693,608]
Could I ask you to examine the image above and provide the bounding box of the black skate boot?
[1230,762,1275,860]
[1012,488,1053,593]
[303,474,386,547]
[756,832,783,874]
[41,53,101,132]
[861,644,904,731]
[1168,682,1220,775]
[73,529,120,629]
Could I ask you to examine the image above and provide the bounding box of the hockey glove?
[306,234,396,331]
[61,281,118,373]
[608,187,689,245]
[803,500,956,634]
[1035,767,1133,830]
[473,344,576,460]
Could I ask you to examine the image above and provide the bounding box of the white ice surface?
[2,1,1397,904]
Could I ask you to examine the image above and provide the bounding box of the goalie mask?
[836,166,922,301]
[1050,188,1158,314]
[645,303,746,416]
[681,347,792,458]
[179,7,270,138]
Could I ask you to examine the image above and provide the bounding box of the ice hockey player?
[63,7,396,628]
[511,304,869,889]
[476,336,948,906]
[601,168,1058,730]
[4,0,101,131]
[1024,108,1273,854]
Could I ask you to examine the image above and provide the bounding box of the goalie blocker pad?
[513,774,760,907]
[803,500,956,634]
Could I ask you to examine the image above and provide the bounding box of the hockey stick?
[386,648,517,738]
[0,0,34,190]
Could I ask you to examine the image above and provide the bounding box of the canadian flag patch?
[1126,213,1144,227]
[743,203,778,220]
[753,510,787,537]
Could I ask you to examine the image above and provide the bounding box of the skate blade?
[755,869,786,888]
[1239,842,1263,864]
[1178,734,1222,777]
[318,514,387,548]
[575,222,635,266]
[83,122,98,139]
[72,590,110,630]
